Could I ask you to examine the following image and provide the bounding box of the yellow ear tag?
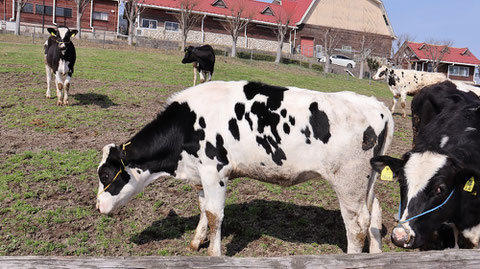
[51,32,56,36]
[71,33,76,37]
[464,177,475,192]
[380,166,393,181]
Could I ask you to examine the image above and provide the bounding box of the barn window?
[141,19,157,29]
[261,6,275,16]
[36,5,53,16]
[165,21,179,32]
[212,0,227,8]
[449,66,470,77]
[93,11,109,21]
[21,3,33,13]
[56,7,72,18]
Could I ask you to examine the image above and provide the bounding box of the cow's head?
[47,27,78,50]
[371,152,477,249]
[372,65,390,80]
[96,144,168,214]
[181,46,196,64]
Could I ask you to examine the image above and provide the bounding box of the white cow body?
[97,81,394,255]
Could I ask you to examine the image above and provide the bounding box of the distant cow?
[44,26,77,105]
[96,81,394,256]
[371,81,480,249]
[373,65,446,118]
[182,45,215,86]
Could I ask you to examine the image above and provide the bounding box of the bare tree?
[273,6,295,63]
[422,39,453,72]
[392,33,414,67]
[357,33,380,79]
[319,28,340,73]
[175,0,203,51]
[124,0,145,46]
[14,0,29,35]
[221,0,253,57]
[73,0,91,38]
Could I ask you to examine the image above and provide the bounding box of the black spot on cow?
[136,169,141,174]
[228,118,240,141]
[283,123,290,134]
[301,126,312,144]
[289,116,295,126]
[245,112,253,131]
[402,71,404,78]
[362,126,377,151]
[281,109,287,118]
[388,74,397,86]
[205,134,229,171]
[243,82,288,110]
[219,180,225,187]
[256,135,286,165]
[374,122,388,156]
[380,113,384,119]
[251,101,282,143]
[308,102,331,144]
[260,162,265,166]
[199,117,206,128]
[235,103,245,120]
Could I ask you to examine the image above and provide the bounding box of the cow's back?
[171,81,393,185]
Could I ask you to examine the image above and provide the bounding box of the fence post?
[103,30,106,49]
[32,26,35,44]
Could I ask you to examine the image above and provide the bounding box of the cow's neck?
[121,102,196,178]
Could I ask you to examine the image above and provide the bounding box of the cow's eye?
[435,184,446,195]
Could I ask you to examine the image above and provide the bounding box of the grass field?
[0,34,414,256]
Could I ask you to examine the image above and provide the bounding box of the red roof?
[407,41,480,66]
[141,0,313,25]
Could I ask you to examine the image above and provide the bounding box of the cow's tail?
[366,111,394,212]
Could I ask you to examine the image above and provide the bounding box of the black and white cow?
[96,81,394,255]
[44,26,77,105]
[371,81,480,249]
[411,80,479,144]
[182,45,215,86]
[372,65,446,118]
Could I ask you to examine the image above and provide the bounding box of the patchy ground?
[0,38,416,257]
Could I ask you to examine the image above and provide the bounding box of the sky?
[383,0,480,57]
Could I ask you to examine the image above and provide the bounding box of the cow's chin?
[96,186,139,215]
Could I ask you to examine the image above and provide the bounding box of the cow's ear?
[370,155,404,176]
[70,30,78,38]
[47,28,57,36]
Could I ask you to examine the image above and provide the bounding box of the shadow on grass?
[130,199,347,256]
[72,93,117,108]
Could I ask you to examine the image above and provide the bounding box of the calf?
[373,65,446,118]
[44,27,77,105]
[371,82,480,249]
[182,45,215,86]
[96,81,394,255]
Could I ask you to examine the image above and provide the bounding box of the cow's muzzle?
[392,225,415,248]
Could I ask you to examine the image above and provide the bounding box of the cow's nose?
[392,226,413,248]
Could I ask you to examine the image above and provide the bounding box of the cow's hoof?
[64,101,69,106]
[188,242,199,251]
[46,95,51,99]
[57,101,63,106]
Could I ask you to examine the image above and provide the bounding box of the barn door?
[300,37,314,57]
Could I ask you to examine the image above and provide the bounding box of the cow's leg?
[207,71,212,82]
[400,93,407,118]
[331,177,371,253]
[63,76,71,106]
[199,167,226,256]
[45,65,54,99]
[199,71,206,84]
[189,188,208,251]
[368,197,382,253]
[193,66,198,86]
[391,95,399,114]
[55,73,64,106]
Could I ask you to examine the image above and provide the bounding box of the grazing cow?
[372,65,446,118]
[96,81,394,256]
[371,82,480,249]
[182,45,215,86]
[44,26,78,105]
[411,80,479,144]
